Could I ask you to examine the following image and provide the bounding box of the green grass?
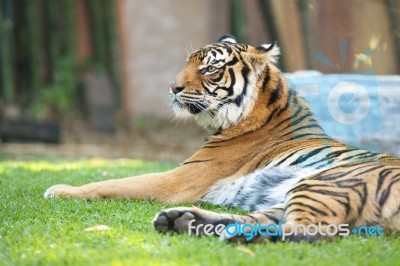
[1,157,400,266]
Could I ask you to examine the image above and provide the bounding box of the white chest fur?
[200,165,327,211]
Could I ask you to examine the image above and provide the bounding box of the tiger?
[44,34,400,243]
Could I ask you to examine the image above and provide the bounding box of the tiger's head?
[170,34,281,132]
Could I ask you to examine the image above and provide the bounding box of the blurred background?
[0,0,399,161]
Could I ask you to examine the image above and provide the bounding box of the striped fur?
[153,35,400,242]
[44,35,400,242]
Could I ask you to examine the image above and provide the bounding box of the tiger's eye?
[207,66,216,72]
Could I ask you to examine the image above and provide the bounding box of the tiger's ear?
[217,34,237,44]
[256,42,280,64]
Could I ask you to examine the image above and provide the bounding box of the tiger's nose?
[170,82,185,94]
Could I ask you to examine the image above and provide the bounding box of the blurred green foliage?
[0,0,119,120]
[28,56,77,119]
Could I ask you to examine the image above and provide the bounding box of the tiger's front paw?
[44,184,79,199]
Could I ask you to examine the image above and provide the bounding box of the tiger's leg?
[44,164,224,203]
[153,205,285,243]
[372,166,400,232]
[44,171,180,201]
[281,163,400,241]
[224,175,357,243]
[278,192,346,242]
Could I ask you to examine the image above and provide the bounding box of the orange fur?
[45,37,400,243]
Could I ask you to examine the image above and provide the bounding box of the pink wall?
[116,0,229,118]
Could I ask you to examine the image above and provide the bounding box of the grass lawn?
[1,155,400,266]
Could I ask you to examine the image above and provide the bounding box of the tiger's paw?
[153,207,198,234]
[44,184,79,199]
[153,207,237,238]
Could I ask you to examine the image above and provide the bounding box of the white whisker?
[188,40,194,54]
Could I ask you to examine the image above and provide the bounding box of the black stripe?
[292,133,327,140]
[272,89,294,120]
[214,86,234,96]
[210,72,224,82]
[315,164,383,181]
[245,214,258,223]
[353,164,385,177]
[281,124,323,138]
[286,202,329,216]
[261,213,281,224]
[264,107,280,125]
[294,217,314,223]
[201,82,214,95]
[261,64,270,92]
[211,59,225,64]
[285,208,317,218]
[214,47,224,55]
[289,194,337,216]
[180,95,203,101]
[326,148,359,159]
[282,113,314,131]
[343,152,378,162]
[225,56,239,66]
[275,149,302,165]
[183,159,213,165]
[300,189,351,216]
[335,178,365,185]
[298,148,359,167]
[379,173,400,207]
[295,188,349,199]
[289,183,337,195]
[234,67,249,106]
[202,145,221,149]
[334,181,368,215]
[275,105,303,128]
[275,96,290,117]
[207,138,230,144]
[289,146,333,166]
[376,169,393,196]
[267,78,282,106]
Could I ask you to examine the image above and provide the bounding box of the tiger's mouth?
[185,102,208,114]
[172,95,209,115]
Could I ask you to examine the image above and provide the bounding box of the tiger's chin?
[172,103,192,118]
[172,101,215,131]
[172,100,247,133]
